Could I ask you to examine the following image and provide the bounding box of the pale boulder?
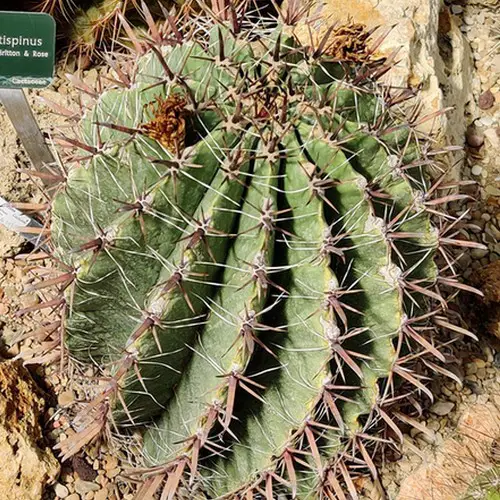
[397,402,500,500]
[293,0,473,176]
[0,360,60,499]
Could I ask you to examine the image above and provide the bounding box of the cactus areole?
[47,10,467,499]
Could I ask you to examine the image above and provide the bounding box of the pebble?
[474,359,486,369]
[6,342,20,356]
[20,293,39,309]
[430,401,455,416]
[83,68,99,88]
[427,420,440,432]
[3,284,17,299]
[73,456,98,481]
[466,128,485,148]
[466,362,478,375]
[66,495,80,500]
[103,456,118,471]
[477,394,490,405]
[106,468,121,479]
[492,55,500,73]
[471,164,483,176]
[58,390,75,407]
[61,472,74,484]
[484,128,500,149]
[487,223,500,240]
[55,483,70,498]
[439,418,448,430]
[471,248,489,259]
[480,116,495,127]
[94,488,109,500]
[74,479,100,496]
[418,430,442,446]
[465,380,483,395]
[451,5,463,14]
[478,90,496,110]
[441,385,452,397]
[410,427,421,439]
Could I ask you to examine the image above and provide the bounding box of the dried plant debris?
[323,23,375,63]
[141,94,188,153]
[471,261,500,339]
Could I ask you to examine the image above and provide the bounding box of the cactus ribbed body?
[51,18,448,498]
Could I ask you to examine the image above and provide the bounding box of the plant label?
[0,11,56,89]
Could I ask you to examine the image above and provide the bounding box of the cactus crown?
[34,4,479,498]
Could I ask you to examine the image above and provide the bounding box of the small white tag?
[0,196,31,230]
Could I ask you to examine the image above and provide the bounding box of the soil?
[0,2,498,499]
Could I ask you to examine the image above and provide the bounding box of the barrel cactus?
[22,3,484,498]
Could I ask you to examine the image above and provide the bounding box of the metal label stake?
[0,88,55,175]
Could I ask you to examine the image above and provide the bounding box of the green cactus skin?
[41,8,482,499]
[462,467,500,500]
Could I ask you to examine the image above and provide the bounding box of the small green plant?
[463,467,500,500]
[19,3,486,498]
[26,0,176,63]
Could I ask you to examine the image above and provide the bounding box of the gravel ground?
[0,2,498,499]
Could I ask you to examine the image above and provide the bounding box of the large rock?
[397,402,500,499]
[293,0,473,176]
[0,360,59,499]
